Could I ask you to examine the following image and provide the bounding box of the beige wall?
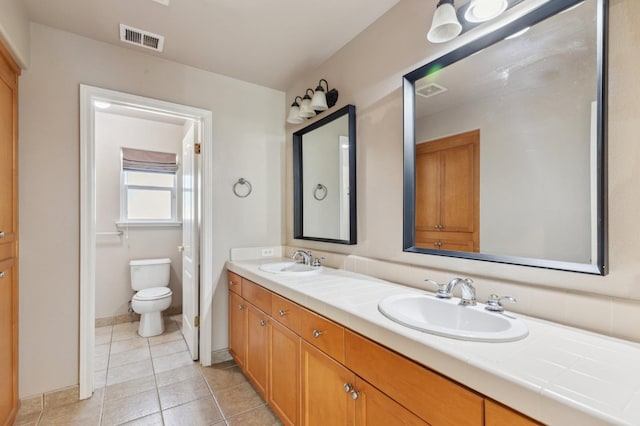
[286,0,640,341]
[18,23,285,397]
[0,0,29,67]
[95,112,184,319]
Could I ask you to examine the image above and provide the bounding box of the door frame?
[79,85,214,399]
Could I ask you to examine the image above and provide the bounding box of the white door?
[181,121,200,360]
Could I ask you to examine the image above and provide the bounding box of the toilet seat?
[134,287,172,301]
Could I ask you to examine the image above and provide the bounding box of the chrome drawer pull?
[312,329,323,339]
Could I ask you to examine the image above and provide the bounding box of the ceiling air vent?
[416,83,448,99]
[119,24,165,52]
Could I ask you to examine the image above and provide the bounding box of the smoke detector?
[416,83,448,98]
[119,24,165,52]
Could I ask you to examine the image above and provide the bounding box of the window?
[120,148,179,223]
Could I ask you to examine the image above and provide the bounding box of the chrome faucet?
[426,277,477,306]
[291,250,312,265]
[447,277,476,306]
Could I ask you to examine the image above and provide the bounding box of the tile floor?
[14,316,282,426]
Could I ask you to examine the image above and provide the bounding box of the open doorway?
[79,85,214,399]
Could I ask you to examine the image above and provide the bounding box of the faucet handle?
[485,294,517,312]
[311,257,325,267]
[425,279,451,299]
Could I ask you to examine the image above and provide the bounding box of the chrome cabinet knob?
[260,320,267,327]
[0,271,4,279]
[229,280,236,286]
[312,329,323,339]
[238,304,245,310]
[350,390,360,400]
[343,383,353,393]
[0,231,4,238]
[278,309,287,317]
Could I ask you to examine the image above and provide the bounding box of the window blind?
[121,147,178,173]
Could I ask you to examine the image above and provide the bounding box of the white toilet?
[130,258,173,337]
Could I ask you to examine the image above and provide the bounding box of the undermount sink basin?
[259,261,322,276]
[378,293,528,342]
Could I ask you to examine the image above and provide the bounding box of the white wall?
[95,111,184,319]
[18,23,284,397]
[286,0,640,343]
[0,0,29,68]
[301,116,348,239]
[415,72,592,263]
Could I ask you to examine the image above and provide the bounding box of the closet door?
[0,39,19,426]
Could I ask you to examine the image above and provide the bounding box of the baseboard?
[211,349,233,364]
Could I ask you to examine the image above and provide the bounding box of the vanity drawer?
[242,279,272,315]
[271,294,302,335]
[345,330,483,426]
[0,243,12,262]
[227,271,242,295]
[299,307,344,363]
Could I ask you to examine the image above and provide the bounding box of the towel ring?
[233,178,252,198]
[313,184,328,201]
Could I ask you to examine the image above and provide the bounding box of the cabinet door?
[245,304,269,399]
[355,377,427,426]
[269,320,300,426]
[440,142,477,233]
[415,150,441,231]
[301,341,355,426]
[228,292,246,369]
[485,400,542,426]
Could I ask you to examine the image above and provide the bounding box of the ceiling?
[415,0,596,118]
[23,0,400,91]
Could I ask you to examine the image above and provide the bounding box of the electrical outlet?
[261,248,275,257]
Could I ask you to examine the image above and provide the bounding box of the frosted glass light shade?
[287,105,304,124]
[310,89,328,111]
[299,95,316,118]
[427,1,462,43]
[464,0,508,23]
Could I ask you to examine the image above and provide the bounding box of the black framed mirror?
[294,104,357,244]
[403,0,607,274]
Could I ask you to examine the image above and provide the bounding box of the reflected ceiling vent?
[119,24,165,52]
[416,82,448,98]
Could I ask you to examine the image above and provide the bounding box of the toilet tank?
[129,258,171,291]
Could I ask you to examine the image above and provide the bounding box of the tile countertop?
[227,259,640,426]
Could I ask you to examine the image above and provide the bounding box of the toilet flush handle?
[178,245,185,252]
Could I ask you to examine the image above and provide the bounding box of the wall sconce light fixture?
[427,0,523,44]
[287,79,339,124]
[427,0,462,44]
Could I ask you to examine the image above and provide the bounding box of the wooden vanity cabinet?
[485,400,543,426]
[227,271,537,426]
[354,377,427,426]
[227,271,242,294]
[245,303,270,398]
[300,341,355,426]
[345,330,483,426]
[269,320,300,426]
[228,291,246,368]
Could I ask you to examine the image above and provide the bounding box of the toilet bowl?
[129,258,173,337]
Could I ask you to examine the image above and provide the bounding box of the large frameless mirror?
[403,0,607,274]
[294,104,357,245]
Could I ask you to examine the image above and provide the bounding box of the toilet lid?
[134,287,172,301]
